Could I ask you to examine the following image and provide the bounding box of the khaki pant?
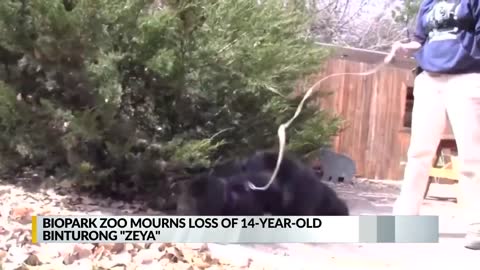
[393,71,480,225]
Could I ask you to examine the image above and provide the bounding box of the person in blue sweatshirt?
[391,0,480,250]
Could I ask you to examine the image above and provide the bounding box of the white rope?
[248,45,398,190]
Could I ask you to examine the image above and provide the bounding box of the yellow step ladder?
[429,155,459,181]
[427,146,463,206]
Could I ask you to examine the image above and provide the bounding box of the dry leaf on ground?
[0,182,260,270]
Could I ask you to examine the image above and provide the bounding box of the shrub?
[0,0,341,206]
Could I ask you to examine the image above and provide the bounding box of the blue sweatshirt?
[413,0,480,74]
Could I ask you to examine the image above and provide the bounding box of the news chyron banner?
[31,215,439,244]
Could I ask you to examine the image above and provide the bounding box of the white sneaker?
[464,223,480,250]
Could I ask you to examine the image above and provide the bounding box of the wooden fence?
[307,44,453,180]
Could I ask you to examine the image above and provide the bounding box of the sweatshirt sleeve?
[472,0,480,58]
[474,0,480,33]
[411,0,432,45]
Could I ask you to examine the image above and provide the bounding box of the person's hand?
[385,40,406,63]
[384,39,422,63]
[392,40,422,56]
[391,41,406,56]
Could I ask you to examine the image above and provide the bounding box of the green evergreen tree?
[0,0,341,204]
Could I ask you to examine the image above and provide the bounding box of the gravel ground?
[210,178,479,270]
